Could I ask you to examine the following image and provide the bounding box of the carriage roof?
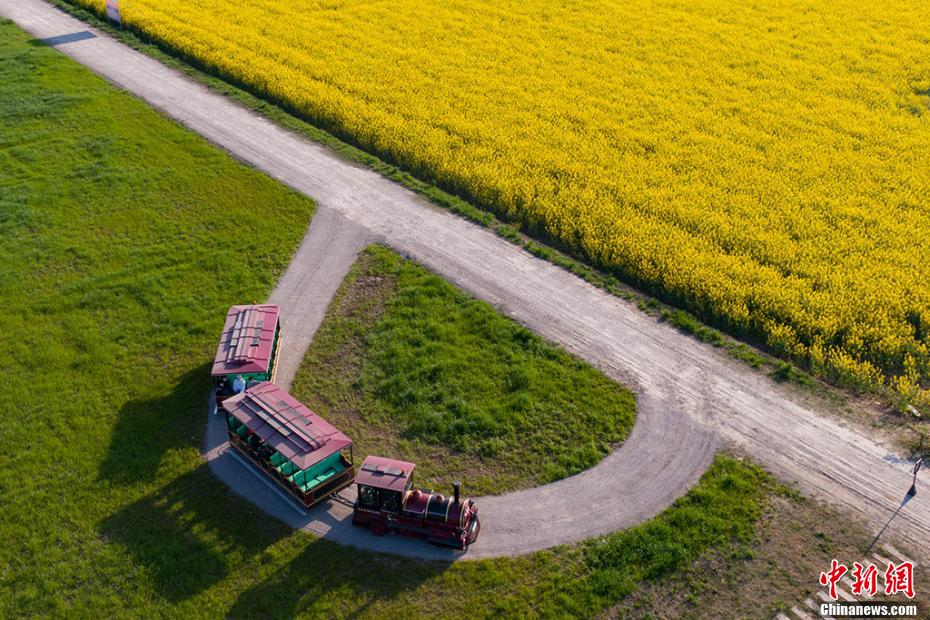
[356,455,416,492]
[223,382,352,470]
[211,304,279,377]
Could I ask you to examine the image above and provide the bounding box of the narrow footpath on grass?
[5,0,928,562]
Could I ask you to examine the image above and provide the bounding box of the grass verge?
[290,246,636,495]
[0,18,313,616]
[613,482,930,619]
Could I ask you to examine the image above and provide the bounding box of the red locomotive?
[352,455,480,550]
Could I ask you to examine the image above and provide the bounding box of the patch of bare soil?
[610,488,930,619]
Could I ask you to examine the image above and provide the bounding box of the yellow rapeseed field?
[80,0,930,404]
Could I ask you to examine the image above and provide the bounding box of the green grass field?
[0,17,909,620]
[290,246,636,494]
[0,18,316,615]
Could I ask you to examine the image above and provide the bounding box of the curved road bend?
[5,0,927,561]
[204,208,717,561]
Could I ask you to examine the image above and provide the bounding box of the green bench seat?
[299,465,346,492]
[227,415,249,439]
[289,470,308,487]
[277,460,298,477]
[282,457,349,494]
[301,469,333,492]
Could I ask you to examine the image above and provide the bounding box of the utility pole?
[866,457,922,554]
[907,458,923,498]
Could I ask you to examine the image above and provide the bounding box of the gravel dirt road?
[6,0,928,562]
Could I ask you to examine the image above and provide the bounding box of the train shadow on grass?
[227,535,442,619]
[100,458,442,606]
[99,463,290,603]
[97,362,444,605]
[99,362,212,485]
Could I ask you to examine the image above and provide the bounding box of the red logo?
[820,559,915,600]
[884,561,916,599]
[850,562,879,597]
[819,559,848,600]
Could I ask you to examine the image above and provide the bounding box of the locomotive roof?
[211,304,280,377]
[356,455,415,492]
[223,382,352,470]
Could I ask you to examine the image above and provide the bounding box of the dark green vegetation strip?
[291,246,636,494]
[0,19,313,615]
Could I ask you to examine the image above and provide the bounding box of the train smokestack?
[453,481,461,504]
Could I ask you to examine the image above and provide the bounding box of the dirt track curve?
[6,0,928,562]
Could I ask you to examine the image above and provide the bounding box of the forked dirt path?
[202,207,715,561]
[6,0,929,562]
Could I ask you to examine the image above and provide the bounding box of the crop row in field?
[77,0,930,405]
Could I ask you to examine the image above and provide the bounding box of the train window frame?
[380,490,401,513]
[358,484,378,510]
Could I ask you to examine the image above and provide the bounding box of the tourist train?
[215,304,480,549]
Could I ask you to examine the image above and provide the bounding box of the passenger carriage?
[223,382,355,508]
[212,304,282,409]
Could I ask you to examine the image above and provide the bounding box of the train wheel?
[369,520,387,536]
